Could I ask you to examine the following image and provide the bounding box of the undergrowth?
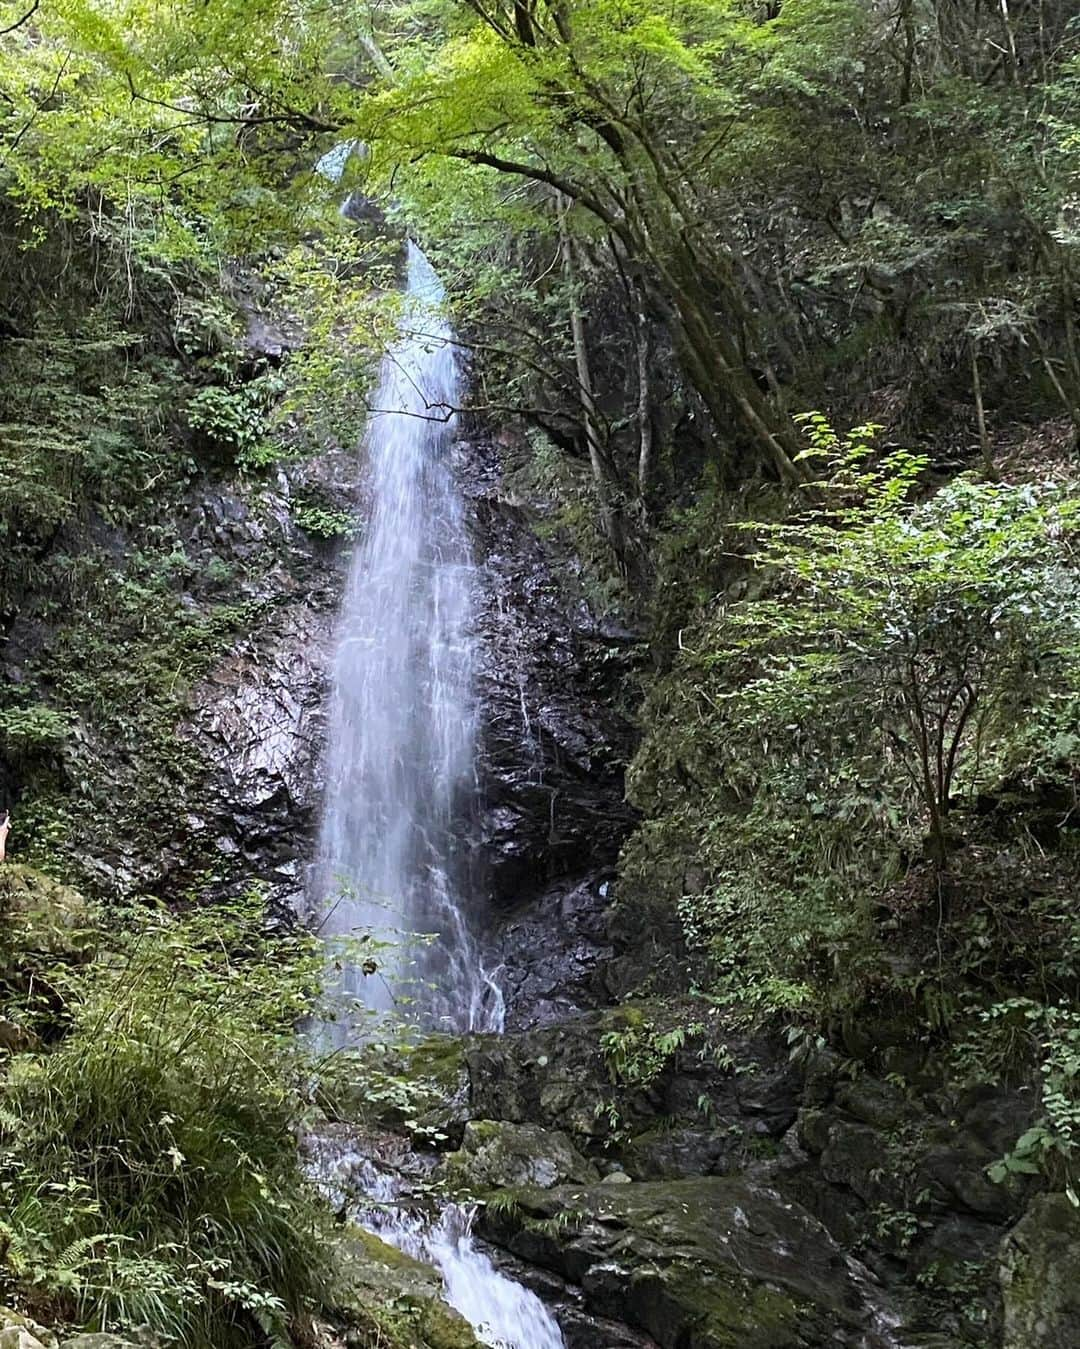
[0,885,333,1346]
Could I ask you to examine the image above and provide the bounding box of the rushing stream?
[309,243,564,1348]
[312,242,502,1036]
[312,1138,565,1349]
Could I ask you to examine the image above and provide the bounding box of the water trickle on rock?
[311,1141,565,1349]
[312,243,502,1036]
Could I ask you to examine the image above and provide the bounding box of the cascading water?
[310,1139,565,1349]
[312,242,502,1036]
[308,242,562,1348]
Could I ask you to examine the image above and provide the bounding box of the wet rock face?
[180,432,636,967]
[187,599,333,912]
[457,436,636,913]
[173,469,352,913]
[490,873,618,1031]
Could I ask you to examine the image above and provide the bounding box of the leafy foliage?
[0,891,331,1345]
[624,421,1080,1024]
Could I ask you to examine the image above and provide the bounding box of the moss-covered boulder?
[403,1036,473,1144]
[320,1034,473,1147]
[479,1176,890,1348]
[440,1120,599,1193]
[0,1310,57,1349]
[0,865,95,963]
[1000,1191,1080,1348]
[330,1227,482,1349]
[466,1011,644,1143]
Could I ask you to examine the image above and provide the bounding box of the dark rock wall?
[183,429,637,1005]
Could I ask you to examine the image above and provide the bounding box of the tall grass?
[0,891,332,1345]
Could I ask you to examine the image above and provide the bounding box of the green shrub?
[0,706,70,756]
[0,893,331,1346]
[624,419,1080,1023]
[291,495,357,540]
[186,374,281,457]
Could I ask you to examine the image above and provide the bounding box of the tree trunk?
[557,197,626,567]
[634,296,655,502]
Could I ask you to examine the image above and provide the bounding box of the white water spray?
[312,243,502,1034]
[310,1142,565,1349]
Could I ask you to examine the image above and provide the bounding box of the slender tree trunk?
[557,197,626,567]
[970,340,997,478]
[634,295,654,502]
[899,0,917,103]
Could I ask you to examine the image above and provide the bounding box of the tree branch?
[0,0,38,37]
[125,76,338,134]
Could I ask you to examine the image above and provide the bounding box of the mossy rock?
[331,1227,482,1349]
[439,1119,599,1194]
[0,1311,57,1349]
[479,1176,887,1347]
[1000,1191,1080,1348]
[0,865,95,963]
[320,1034,472,1146]
[404,1035,472,1140]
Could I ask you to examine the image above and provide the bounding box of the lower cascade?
[313,1140,565,1349]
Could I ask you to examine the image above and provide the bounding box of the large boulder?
[480,1176,898,1348]
[1000,1191,1080,1348]
[441,1120,600,1193]
[466,1013,630,1143]
[318,1034,474,1147]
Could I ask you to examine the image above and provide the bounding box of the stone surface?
[621,1127,738,1181]
[1000,1191,1080,1348]
[442,1119,600,1192]
[61,1337,141,1349]
[332,1227,483,1349]
[0,1332,47,1349]
[479,1177,898,1348]
[461,436,636,917]
[0,1313,56,1349]
[490,873,618,1030]
[467,1012,626,1142]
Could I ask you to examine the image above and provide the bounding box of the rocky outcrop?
[999,1192,1080,1348]
[459,434,636,914]
[440,1120,600,1192]
[481,1177,900,1349]
[489,873,618,1030]
[334,1016,1065,1346]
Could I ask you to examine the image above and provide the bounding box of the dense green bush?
[624,422,1080,1024]
[0,891,331,1346]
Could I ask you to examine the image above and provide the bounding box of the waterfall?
[312,242,502,1035]
[307,243,566,1349]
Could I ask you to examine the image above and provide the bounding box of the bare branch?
[0,0,38,37]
